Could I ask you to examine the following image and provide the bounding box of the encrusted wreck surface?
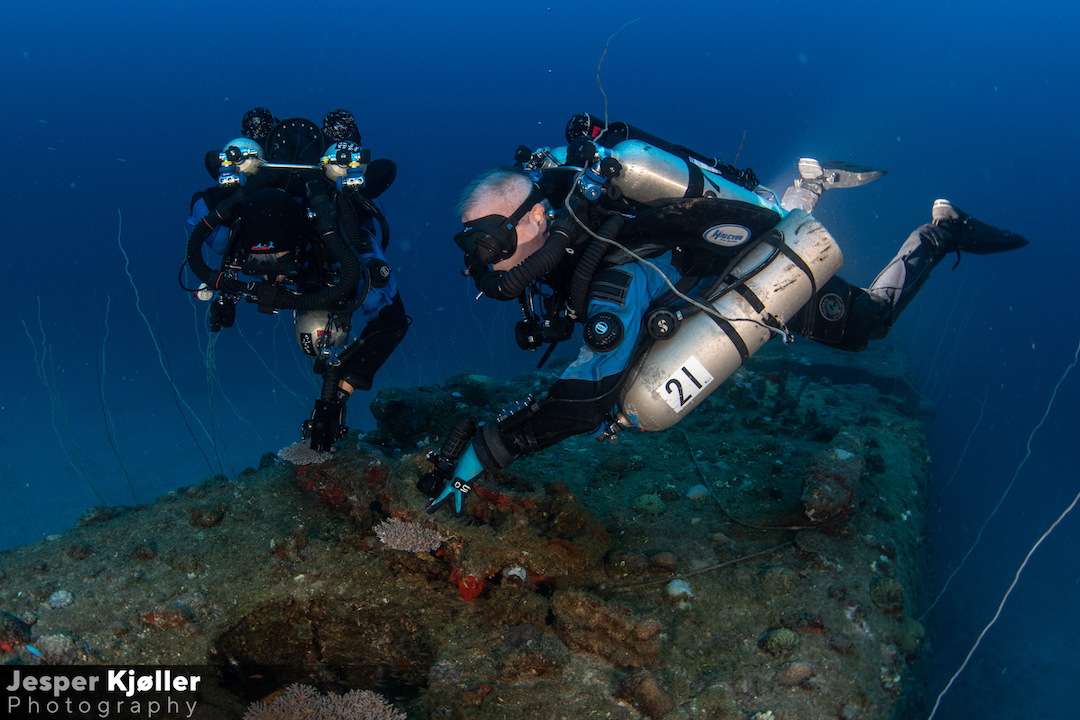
[0,339,930,719]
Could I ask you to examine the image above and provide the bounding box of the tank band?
[707,314,751,364]
[766,230,818,298]
[685,161,704,198]
[734,285,766,313]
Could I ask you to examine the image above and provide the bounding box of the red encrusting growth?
[449,567,485,601]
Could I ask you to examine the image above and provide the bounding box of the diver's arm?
[470,259,669,471]
[187,192,231,255]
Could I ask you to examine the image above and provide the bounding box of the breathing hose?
[569,214,626,319]
[185,181,364,311]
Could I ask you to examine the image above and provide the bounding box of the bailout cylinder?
[605,139,778,212]
[616,209,843,431]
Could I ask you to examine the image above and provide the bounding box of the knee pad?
[793,276,887,352]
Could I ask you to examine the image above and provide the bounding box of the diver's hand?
[304,399,347,452]
[427,444,483,515]
[428,477,472,515]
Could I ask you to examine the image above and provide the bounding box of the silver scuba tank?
[606,140,780,212]
[295,310,349,358]
[615,209,843,432]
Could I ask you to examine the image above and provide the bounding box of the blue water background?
[1,1,1077,717]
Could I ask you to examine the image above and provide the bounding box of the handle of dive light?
[441,418,475,465]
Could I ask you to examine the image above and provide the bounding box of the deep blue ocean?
[2,1,1077,717]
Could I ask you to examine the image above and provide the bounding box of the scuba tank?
[508,116,835,421]
[606,139,778,212]
[615,209,843,432]
[565,111,762,197]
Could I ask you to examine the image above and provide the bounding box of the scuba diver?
[182,107,409,452]
[418,112,1029,513]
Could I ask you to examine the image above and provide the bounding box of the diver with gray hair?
[419,112,1028,513]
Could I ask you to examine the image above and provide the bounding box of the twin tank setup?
[535,119,844,432]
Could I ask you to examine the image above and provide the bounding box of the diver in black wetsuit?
[183,108,409,451]
[419,113,1029,513]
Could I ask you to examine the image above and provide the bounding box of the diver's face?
[462,199,549,272]
[495,204,549,271]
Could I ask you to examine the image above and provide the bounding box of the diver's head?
[455,169,550,272]
[322,109,361,145]
[264,118,325,165]
[233,188,308,281]
[241,107,279,146]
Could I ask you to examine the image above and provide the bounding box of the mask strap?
[502,185,545,233]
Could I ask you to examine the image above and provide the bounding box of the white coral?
[374,518,448,554]
[243,683,406,720]
[277,442,332,466]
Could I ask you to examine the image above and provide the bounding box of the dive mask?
[454,185,544,266]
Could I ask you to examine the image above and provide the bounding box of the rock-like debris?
[0,341,931,719]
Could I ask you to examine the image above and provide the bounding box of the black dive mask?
[454,185,544,266]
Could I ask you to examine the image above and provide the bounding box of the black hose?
[185,188,256,297]
[337,193,373,255]
[569,214,626,319]
[479,199,593,301]
[494,226,570,300]
[470,227,571,302]
[184,180,365,311]
[302,181,363,311]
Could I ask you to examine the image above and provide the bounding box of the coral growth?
[278,442,332,466]
[617,669,676,718]
[0,340,932,719]
[870,577,905,615]
[243,683,406,720]
[760,627,799,656]
[802,429,866,523]
[373,518,447,554]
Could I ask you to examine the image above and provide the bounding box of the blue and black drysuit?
[464,190,980,477]
[187,180,408,393]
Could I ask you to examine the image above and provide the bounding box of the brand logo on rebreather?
[703,224,751,247]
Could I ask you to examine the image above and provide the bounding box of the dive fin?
[798,158,887,189]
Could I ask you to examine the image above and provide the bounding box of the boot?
[931,199,1030,254]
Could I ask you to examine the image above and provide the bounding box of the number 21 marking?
[658,357,714,412]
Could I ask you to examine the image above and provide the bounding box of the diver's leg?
[866,200,1030,325]
[788,275,890,352]
[792,201,1029,351]
[339,293,409,392]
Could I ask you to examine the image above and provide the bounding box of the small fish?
[25,645,41,658]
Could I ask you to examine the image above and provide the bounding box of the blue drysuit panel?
[186,196,230,254]
[355,236,397,320]
[558,252,680,384]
